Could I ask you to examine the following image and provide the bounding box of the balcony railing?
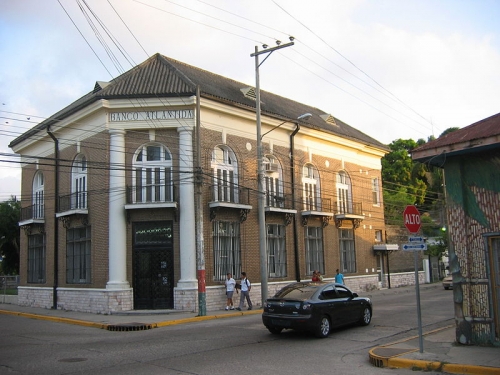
[58,191,87,213]
[335,201,363,216]
[302,196,332,212]
[265,193,293,209]
[210,184,250,206]
[126,184,176,205]
[20,204,44,221]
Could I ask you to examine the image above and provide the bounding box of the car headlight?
[302,303,312,311]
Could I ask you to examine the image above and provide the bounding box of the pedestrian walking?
[236,272,252,311]
[335,269,344,284]
[224,273,236,310]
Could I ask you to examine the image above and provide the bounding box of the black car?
[262,282,372,338]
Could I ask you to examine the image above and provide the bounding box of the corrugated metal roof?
[414,112,500,153]
[9,53,388,151]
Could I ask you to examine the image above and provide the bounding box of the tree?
[439,127,460,138]
[382,139,429,224]
[425,227,448,258]
[0,197,20,275]
[383,187,415,225]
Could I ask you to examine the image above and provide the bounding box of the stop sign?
[403,205,421,233]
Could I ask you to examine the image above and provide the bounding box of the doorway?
[133,221,174,309]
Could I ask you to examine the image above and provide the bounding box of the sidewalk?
[0,301,262,331]
[369,325,500,375]
[1,292,500,375]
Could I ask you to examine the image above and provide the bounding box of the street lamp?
[251,39,294,306]
[261,113,312,139]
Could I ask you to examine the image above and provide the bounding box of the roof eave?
[412,135,500,165]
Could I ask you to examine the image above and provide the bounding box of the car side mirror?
[352,293,358,298]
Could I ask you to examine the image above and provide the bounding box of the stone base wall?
[384,271,426,288]
[17,287,133,314]
[16,273,424,314]
[17,287,53,309]
[180,274,390,313]
[342,275,380,292]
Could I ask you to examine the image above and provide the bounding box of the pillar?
[176,127,197,289]
[107,129,129,289]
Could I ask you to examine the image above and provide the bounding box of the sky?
[1,0,499,201]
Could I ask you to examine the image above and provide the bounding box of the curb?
[0,308,262,331]
[155,309,262,328]
[0,309,108,330]
[368,325,500,375]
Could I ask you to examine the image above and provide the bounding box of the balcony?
[265,193,297,225]
[19,204,45,226]
[334,202,365,229]
[209,185,252,222]
[56,192,88,218]
[125,184,177,210]
[301,197,333,227]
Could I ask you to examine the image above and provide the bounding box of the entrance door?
[489,236,500,339]
[133,221,174,309]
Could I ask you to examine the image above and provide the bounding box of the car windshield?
[273,283,318,300]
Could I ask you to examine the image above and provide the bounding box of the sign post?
[403,205,424,354]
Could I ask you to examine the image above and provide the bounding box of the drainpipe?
[47,126,59,310]
[290,123,300,282]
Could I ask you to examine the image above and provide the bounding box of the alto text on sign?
[403,205,421,233]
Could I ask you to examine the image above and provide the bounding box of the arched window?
[263,155,284,208]
[336,171,352,214]
[132,143,173,203]
[32,171,44,219]
[302,163,320,211]
[211,145,238,203]
[71,154,87,209]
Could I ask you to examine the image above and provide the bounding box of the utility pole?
[251,38,294,306]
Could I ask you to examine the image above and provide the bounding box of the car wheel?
[444,286,449,290]
[267,326,283,335]
[359,307,372,326]
[315,315,331,338]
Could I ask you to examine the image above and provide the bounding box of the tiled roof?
[9,53,388,150]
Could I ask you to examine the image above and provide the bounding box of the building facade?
[412,113,500,345]
[9,54,390,314]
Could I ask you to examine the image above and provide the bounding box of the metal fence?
[1,275,19,303]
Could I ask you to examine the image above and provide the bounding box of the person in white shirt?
[224,273,236,310]
[236,272,253,311]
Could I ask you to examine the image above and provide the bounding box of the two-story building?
[9,53,390,313]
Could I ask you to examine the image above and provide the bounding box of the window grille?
[267,224,287,277]
[27,234,45,283]
[213,221,241,281]
[66,226,91,284]
[305,226,324,275]
[339,228,356,273]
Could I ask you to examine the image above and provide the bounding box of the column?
[177,127,197,289]
[107,129,130,289]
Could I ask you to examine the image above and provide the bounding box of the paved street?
[0,284,454,375]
